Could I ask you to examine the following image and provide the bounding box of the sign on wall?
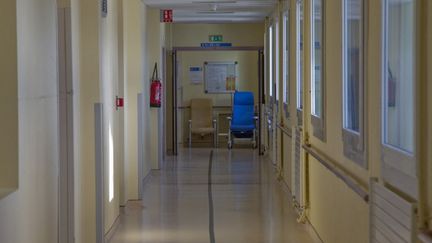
[209,35,223,42]
[189,67,203,84]
[201,43,232,48]
[160,9,173,23]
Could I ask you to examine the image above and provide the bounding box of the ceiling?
[143,0,277,23]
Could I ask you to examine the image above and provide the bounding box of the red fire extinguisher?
[150,63,162,108]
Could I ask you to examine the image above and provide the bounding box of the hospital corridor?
[0,0,432,243]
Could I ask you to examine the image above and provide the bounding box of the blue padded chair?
[227,91,258,149]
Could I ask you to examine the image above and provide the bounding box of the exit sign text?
[209,35,223,42]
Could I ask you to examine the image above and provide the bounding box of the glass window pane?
[297,0,304,110]
[283,13,289,105]
[383,0,414,153]
[312,0,323,117]
[343,0,363,132]
[269,25,273,97]
[275,21,280,101]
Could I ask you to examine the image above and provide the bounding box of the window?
[383,0,414,154]
[269,25,273,97]
[296,0,304,111]
[311,0,323,118]
[283,11,290,117]
[275,20,280,102]
[343,0,363,133]
[342,0,365,166]
[311,0,325,140]
[381,0,417,199]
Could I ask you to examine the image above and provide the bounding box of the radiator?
[291,127,303,207]
[370,179,417,243]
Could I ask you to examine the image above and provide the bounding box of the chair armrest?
[227,116,232,128]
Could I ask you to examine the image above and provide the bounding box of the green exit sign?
[209,35,223,42]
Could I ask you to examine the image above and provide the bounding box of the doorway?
[166,47,264,154]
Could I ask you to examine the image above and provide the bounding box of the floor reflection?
[109,148,318,243]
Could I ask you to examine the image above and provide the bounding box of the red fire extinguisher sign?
[160,10,173,23]
[150,63,162,108]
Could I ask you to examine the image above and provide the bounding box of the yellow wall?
[308,157,369,243]
[70,2,168,240]
[0,0,59,242]
[72,0,101,241]
[178,51,260,106]
[147,8,164,170]
[122,0,144,203]
[172,23,264,47]
[100,0,122,233]
[0,0,18,197]
[71,2,164,241]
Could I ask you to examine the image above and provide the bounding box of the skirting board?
[106,169,158,241]
[279,177,324,243]
[104,215,120,243]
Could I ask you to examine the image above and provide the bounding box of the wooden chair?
[188,98,217,147]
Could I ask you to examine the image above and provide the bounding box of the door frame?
[170,46,265,154]
[57,7,74,243]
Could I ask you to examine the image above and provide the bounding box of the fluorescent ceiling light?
[192,1,237,3]
[197,11,235,14]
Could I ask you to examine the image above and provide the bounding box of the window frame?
[311,0,326,141]
[341,0,367,167]
[380,0,418,199]
[283,10,290,118]
[274,18,280,103]
[268,24,274,99]
[296,0,304,126]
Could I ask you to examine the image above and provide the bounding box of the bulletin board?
[204,61,238,93]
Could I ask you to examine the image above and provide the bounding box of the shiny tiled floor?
[109,148,319,243]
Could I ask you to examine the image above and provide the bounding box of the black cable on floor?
[208,150,216,243]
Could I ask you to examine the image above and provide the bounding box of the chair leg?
[189,130,192,148]
[228,130,232,149]
[253,129,257,149]
[213,122,217,148]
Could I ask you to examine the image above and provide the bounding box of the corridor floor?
[109,148,319,243]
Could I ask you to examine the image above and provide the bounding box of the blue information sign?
[201,43,232,48]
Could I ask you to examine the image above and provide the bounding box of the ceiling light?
[196,11,235,14]
[193,1,236,3]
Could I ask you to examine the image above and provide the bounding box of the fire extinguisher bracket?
[150,63,162,108]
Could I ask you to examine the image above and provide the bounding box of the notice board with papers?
[204,61,237,93]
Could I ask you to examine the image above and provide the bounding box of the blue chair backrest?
[232,91,254,126]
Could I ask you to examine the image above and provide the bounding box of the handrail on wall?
[302,145,369,203]
[276,123,292,138]
[178,105,232,109]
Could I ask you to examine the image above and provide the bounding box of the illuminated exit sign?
[209,35,223,42]
[160,10,173,23]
